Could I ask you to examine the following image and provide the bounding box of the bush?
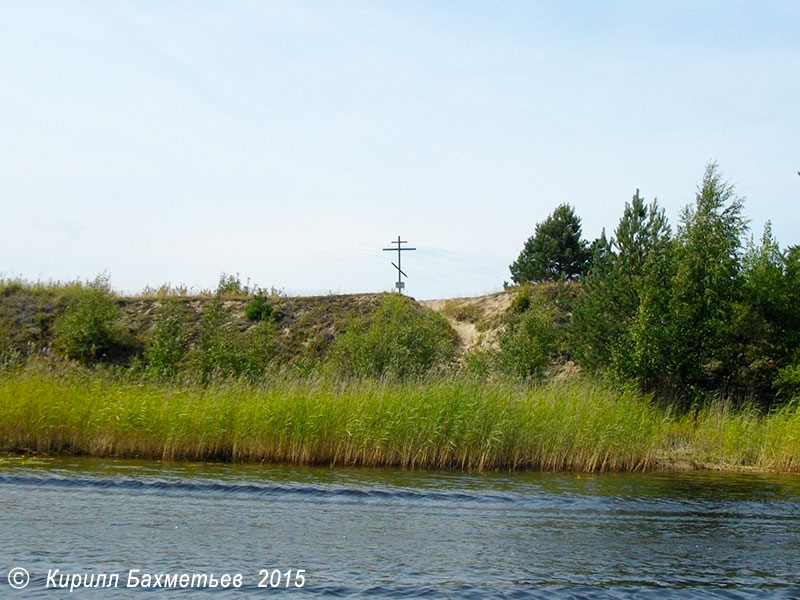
[0,317,21,368]
[51,278,126,364]
[245,295,275,322]
[509,286,532,314]
[498,291,558,379]
[240,320,279,380]
[196,298,278,382]
[462,348,495,377]
[197,299,240,381]
[216,272,244,296]
[328,294,458,378]
[0,280,24,297]
[144,301,191,378]
[775,362,800,400]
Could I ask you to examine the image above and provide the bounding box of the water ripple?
[0,473,519,505]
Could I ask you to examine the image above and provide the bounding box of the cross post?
[382,236,416,293]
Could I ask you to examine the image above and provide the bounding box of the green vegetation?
[510,203,590,283]
[143,301,192,379]
[497,287,559,379]
[193,298,279,383]
[673,400,800,471]
[460,284,574,381]
[328,294,458,378]
[2,370,798,472]
[0,277,388,379]
[0,372,662,471]
[570,190,672,378]
[216,272,247,296]
[245,294,276,322]
[2,162,800,473]
[441,299,484,324]
[566,162,800,407]
[51,275,132,364]
[0,317,20,368]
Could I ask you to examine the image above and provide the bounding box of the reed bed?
[671,399,800,472]
[1,372,799,472]
[0,373,666,471]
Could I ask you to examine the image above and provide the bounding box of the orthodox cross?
[382,236,416,293]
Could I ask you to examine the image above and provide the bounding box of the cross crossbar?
[382,235,416,293]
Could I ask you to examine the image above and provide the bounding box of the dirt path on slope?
[421,292,511,351]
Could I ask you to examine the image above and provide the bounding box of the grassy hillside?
[0,279,393,367]
[3,278,800,473]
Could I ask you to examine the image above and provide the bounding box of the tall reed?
[0,373,667,471]
[2,372,798,472]
[673,399,800,471]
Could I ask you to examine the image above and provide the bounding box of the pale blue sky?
[2,1,798,299]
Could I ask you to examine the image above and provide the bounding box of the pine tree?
[509,204,590,283]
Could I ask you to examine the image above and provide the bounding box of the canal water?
[0,456,799,598]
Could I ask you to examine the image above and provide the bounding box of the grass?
[1,370,799,472]
[669,400,800,472]
[2,277,799,473]
[0,371,670,471]
[441,299,485,324]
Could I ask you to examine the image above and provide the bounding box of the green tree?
[614,191,671,286]
[775,246,800,397]
[780,245,800,357]
[724,223,784,399]
[571,191,671,375]
[509,204,590,283]
[624,243,677,394]
[665,163,747,397]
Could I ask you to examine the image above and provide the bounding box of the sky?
[2,1,799,300]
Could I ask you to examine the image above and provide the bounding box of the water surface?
[1,456,799,598]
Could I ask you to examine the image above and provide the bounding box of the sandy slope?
[420,292,511,351]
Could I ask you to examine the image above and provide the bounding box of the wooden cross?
[382,236,416,293]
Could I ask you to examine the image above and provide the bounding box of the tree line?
[508,162,800,406]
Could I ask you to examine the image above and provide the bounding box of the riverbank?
[2,372,798,473]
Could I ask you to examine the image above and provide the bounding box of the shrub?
[216,272,244,296]
[240,320,279,380]
[328,294,458,378]
[498,291,558,379]
[139,283,190,298]
[245,295,275,322]
[51,278,126,364]
[196,298,278,382]
[197,299,240,381]
[775,358,800,400]
[0,280,24,297]
[144,301,191,378]
[0,317,21,368]
[509,286,531,314]
[463,348,495,377]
